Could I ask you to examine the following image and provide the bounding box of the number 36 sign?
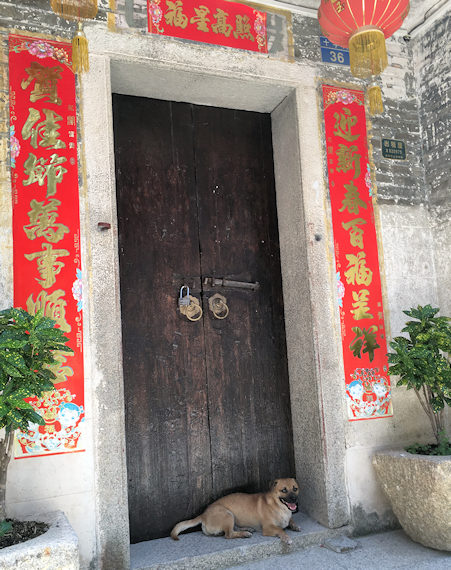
[320,36,350,66]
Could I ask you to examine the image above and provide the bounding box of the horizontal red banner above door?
[147,0,267,53]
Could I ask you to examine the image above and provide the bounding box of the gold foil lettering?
[331,0,345,13]
[333,108,360,142]
[24,243,70,289]
[344,251,373,286]
[339,181,367,215]
[24,198,69,243]
[350,289,374,319]
[165,0,188,28]
[23,153,68,197]
[350,325,379,361]
[336,144,361,179]
[22,108,66,150]
[21,62,63,105]
[26,289,71,332]
[233,15,254,41]
[46,350,74,384]
[342,218,367,248]
[190,5,210,32]
[212,8,233,37]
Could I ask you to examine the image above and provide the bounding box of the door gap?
[190,103,215,498]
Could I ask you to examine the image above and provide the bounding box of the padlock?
[178,286,203,322]
[178,286,190,308]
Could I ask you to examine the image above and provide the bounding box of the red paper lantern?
[318,0,410,114]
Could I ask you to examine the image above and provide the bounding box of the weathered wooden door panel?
[113,95,295,542]
[193,106,294,497]
[113,95,212,542]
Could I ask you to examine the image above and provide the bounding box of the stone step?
[130,512,352,569]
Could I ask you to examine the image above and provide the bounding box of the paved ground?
[232,530,451,569]
[131,512,351,568]
[131,511,451,569]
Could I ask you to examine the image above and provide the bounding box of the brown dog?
[170,478,300,544]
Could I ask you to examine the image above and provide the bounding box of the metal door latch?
[203,277,260,291]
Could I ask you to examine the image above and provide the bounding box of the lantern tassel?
[367,85,384,116]
[72,22,89,74]
[349,28,388,79]
[50,0,98,20]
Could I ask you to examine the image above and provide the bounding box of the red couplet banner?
[9,34,85,457]
[322,85,393,421]
[147,0,267,53]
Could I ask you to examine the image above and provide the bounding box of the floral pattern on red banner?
[322,85,392,421]
[9,34,85,457]
[147,0,267,53]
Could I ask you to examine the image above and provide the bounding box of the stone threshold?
[130,512,352,569]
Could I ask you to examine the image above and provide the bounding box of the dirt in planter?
[0,520,49,549]
[406,440,451,456]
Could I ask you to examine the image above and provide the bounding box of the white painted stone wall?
[344,203,443,530]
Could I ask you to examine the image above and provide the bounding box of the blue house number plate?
[320,36,350,66]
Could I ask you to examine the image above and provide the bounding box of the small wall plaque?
[320,36,350,66]
[382,139,406,160]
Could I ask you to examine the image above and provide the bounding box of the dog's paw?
[236,526,255,533]
[281,536,293,545]
[290,524,302,532]
[243,531,252,538]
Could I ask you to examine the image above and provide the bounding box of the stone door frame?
[81,28,349,568]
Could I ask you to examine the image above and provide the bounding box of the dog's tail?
[170,516,203,540]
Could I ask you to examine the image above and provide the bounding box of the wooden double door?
[113,94,295,542]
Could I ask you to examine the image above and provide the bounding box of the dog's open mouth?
[280,498,297,512]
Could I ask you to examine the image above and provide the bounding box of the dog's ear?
[270,479,278,490]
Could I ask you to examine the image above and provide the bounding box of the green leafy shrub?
[0,307,72,518]
[387,305,451,454]
[0,520,11,538]
[405,430,451,456]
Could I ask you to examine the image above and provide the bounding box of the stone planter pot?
[373,450,451,551]
[0,511,79,569]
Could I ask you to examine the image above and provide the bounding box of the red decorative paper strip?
[147,0,267,53]
[9,34,85,456]
[322,85,392,421]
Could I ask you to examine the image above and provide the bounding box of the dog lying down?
[170,478,301,545]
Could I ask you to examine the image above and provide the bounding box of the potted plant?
[373,305,451,551]
[0,307,72,548]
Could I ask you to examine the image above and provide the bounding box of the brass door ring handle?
[208,293,229,320]
[179,295,203,322]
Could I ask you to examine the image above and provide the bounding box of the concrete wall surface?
[0,1,450,568]
[414,15,451,317]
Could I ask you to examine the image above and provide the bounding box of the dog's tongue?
[287,503,297,511]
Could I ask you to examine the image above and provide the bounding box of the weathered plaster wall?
[413,11,451,453]
[0,34,13,308]
[415,16,451,208]
[345,202,441,534]
[414,15,451,317]
[0,1,449,567]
